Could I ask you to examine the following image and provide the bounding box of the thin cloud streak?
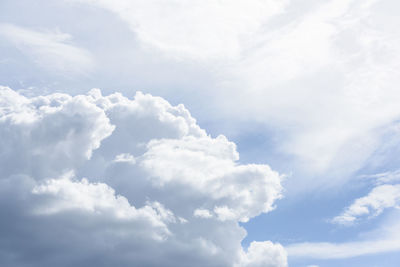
[0,23,94,74]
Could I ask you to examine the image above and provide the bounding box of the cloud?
[0,86,286,267]
[140,136,282,222]
[287,235,400,260]
[194,208,213,219]
[1,0,398,190]
[0,23,94,74]
[0,86,114,179]
[287,211,400,260]
[69,0,287,60]
[332,184,400,225]
[113,153,136,164]
[66,0,400,188]
[360,169,400,185]
[32,173,174,241]
[220,0,400,180]
[237,241,288,267]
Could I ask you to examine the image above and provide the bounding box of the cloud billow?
[0,86,286,267]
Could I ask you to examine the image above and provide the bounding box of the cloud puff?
[0,87,114,179]
[0,86,286,267]
[237,241,287,267]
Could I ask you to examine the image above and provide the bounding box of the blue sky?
[1,0,400,266]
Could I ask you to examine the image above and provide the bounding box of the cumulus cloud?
[0,87,114,179]
[332,184,400,225]
[32,173,174,241]
[237,241,288,267]
[0,86,286,267]
[194,208,213,219]
[0,23,94,73]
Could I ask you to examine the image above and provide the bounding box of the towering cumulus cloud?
[0,86,287,267]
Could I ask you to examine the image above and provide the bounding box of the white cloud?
[287,235,400,260]
[194,209,213,219]
[237,241,288,267]
[219,0,400,180]
[113,153,136,164]
[214,206,239,221]
[1,0,397,190]
[32,174,173,241]
[0,23,94,73]
[140,136,283,222]
[287,211,400,260]
[0,86,286,267]
[332,184,400,225]
[0,86,114,179]
[361,169,400,185]
[64,0,400,187]
[69,0,287,60]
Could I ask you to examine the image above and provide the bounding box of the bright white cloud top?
[0,86,286,267]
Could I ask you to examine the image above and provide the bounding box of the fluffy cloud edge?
[0,86,287,267]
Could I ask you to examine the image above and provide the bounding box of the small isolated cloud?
[0,86,286,267]
[332,184,400,225]
[0,23,94,74]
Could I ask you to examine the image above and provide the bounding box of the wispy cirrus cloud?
[287,230,400,260]
[68,0,288,61]
[361,169,400,185]
[69,0,400,187]
[0,23,94,74]
[332,184,400,225]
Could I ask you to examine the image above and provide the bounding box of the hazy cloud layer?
[61,0,400,190]
[69,0,288,60]
[0,23,94,74]
[287,230,400,260]
[0,86,286,267]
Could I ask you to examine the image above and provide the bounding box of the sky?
[1,0,400,266]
